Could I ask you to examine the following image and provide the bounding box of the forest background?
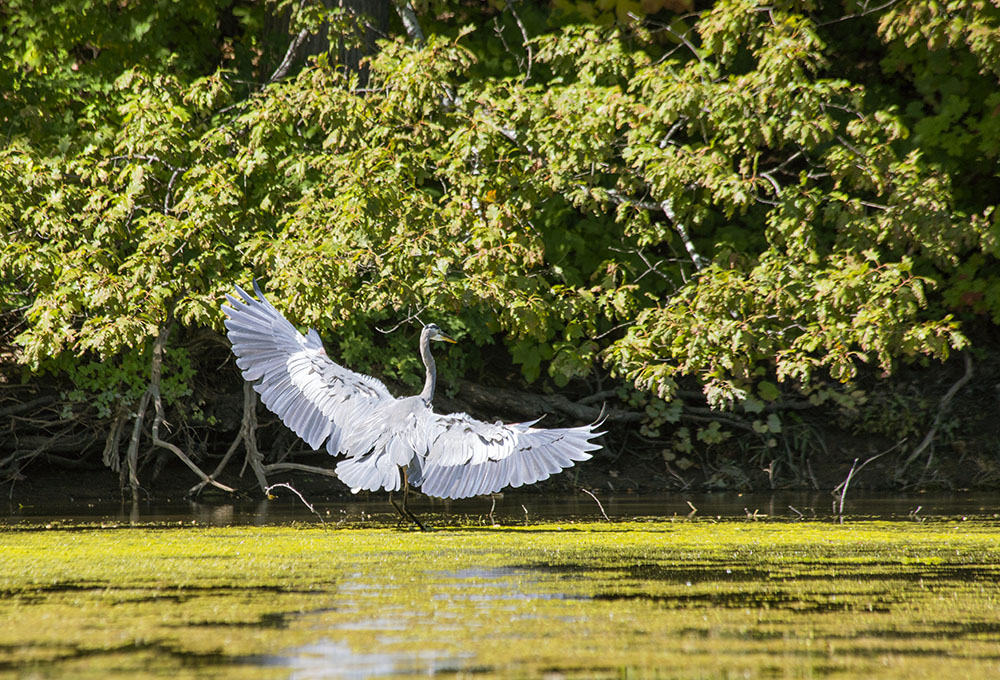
[2,0,1000,502]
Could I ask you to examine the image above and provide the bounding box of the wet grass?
[1,516,999,678]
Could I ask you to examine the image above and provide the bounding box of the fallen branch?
[0,395,58,418]
[456,379,639,424]
[580,487,610,522]
[897,353,973,479]
[264,482,325,523]
[832,440,902,518]
[191,380,267,497]
[263,462,341,479]
[129,322,235,501]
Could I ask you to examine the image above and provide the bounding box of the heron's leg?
[401,469,427,531]
[388,492,407,527]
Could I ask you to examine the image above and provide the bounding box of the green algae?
[1,518,999,678]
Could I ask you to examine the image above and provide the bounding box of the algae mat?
[1,519,999,678]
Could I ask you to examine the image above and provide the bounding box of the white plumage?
[222,282,603,504]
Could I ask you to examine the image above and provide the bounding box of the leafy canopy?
[1,0,996,416]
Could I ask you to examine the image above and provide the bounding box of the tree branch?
[263,462,341,479]
[660,197,707,271]
[124,390,151,501]
[455,379,640,423]
[392,0,425,44]
[143,321,235,496]
[506,0,533,85]
[269,27,312,83]
[190,375,267,496]
[101,403,129,473]
[897,353,974,479]
[0,395,58,418]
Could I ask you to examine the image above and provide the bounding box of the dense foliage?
[2,0,998,491]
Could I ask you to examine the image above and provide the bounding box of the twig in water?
[788,505,804,519]
[265,482,325,524]
[581,488,610,522]
[685,500,698,517]
[489,496,497,526]
[832,441,902,518]
[763,460,776,489]
[521,504,529,524]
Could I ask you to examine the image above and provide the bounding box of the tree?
[2,0,998,493]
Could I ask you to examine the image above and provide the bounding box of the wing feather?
[224,281,602,501]
[223,282,393,454]
[414,411,604,500]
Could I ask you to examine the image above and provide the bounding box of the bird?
[222,281,604,529]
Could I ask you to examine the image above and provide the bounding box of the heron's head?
[424,323,457,344]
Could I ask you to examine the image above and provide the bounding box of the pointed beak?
[438,332,457,344]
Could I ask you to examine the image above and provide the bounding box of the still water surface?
[6,490,1000,526]
[2,493,999,679]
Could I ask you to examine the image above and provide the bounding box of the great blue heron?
[222,282,603,528]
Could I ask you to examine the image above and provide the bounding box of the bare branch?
[507,0,534,84]
[599,189,707,272]
[264,482,326,523]
[136,321,236,497]
[580,487,610,521]
[603,187,659,211]
[663,22,703,64]
[815,0,903,26]
[0,395,57,418]
[661,197,707,271]
[263,462,341,479]
[832,440,902,517]
[270,27,312,83]
[457,379,640,424]
[376,305,427,334]
[898,353,974,478]
[125,390,151,501]
[392,0,425,44]
[107,153,184,173]
[163,167,182,214]
[101,403,129,473]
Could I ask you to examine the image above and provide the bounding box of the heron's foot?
[389,494,427,530]
[405,507,427,531]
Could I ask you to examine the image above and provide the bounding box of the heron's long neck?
[419,335,436,402]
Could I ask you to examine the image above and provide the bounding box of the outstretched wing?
[410,412,604,499]
[222,281,394,456]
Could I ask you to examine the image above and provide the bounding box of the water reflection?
[259,639,465,679]
[255,568,571,677]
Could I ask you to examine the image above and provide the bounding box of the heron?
[222,281,604,529]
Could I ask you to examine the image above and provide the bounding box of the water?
[2,494,999,678]
[5,490,1000,527]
